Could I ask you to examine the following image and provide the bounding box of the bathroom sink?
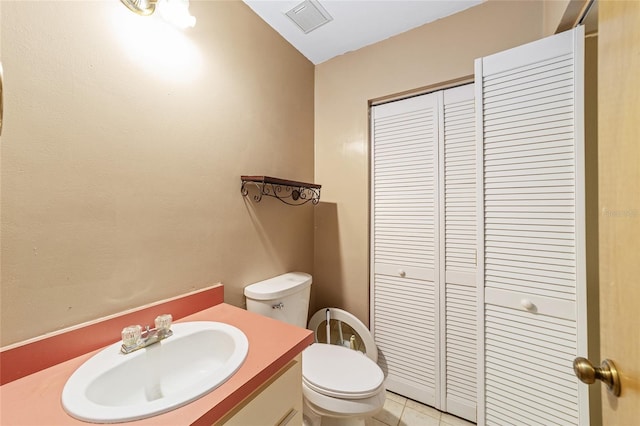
[62,321,249,423]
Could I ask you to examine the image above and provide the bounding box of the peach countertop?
[0,303,314,426]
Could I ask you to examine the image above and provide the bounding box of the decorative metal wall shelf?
[241,176,321,206]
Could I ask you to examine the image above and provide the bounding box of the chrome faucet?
[120,314,173,354]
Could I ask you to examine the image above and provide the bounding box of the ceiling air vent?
[285,0,333,34]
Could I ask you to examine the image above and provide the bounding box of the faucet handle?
[154,314,172,331]
[122,325,142,347]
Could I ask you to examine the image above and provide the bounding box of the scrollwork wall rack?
[241,176,321,206]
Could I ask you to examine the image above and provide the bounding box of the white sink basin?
[62,321,249,423]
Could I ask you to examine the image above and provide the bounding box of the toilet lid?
[302,343,384,399]
[307,308,379,362]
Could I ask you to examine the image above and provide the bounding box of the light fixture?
[158,0,196,29]
[120,0,155,16]
[119,0,196,28]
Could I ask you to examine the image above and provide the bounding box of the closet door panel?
[485,288,575,320]
[374,274,437,405]
[485,305,579,426]
[441,84,477,422]
[371,93,439,406]
[476,27,586,425]
[374,263,433,281]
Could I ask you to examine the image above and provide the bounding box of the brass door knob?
[573,357,621,396]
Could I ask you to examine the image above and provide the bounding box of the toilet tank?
[244,272,312,328]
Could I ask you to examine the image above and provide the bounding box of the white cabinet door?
[216,358,302,426]
[371,93,441,406]
[475,26,587,425]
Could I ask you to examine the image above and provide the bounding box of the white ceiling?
[243,0,484,64]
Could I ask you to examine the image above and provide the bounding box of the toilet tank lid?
[244,272,312,300]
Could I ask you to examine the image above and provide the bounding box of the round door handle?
[573,357,621,396]
[398,269,406,277]
[520,299,535,311]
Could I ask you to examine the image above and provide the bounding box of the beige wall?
[544,0,572,35]
[313,1,549,324]
[0,1,315,346]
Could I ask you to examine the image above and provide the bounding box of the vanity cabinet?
[0,302,313,426]
[215,356,302,426]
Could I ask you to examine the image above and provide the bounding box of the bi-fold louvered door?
[370,84,477,421]
[371,93,441,408]
[475,27,587,425]
[440,85,477,421]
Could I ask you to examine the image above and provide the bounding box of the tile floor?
[365,391,476,426]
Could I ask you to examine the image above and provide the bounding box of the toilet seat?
[303,382,386,418]
[303,307,386,424]
[302,344,384,399]
[307,308,379,362]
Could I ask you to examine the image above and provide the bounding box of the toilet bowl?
[244,273,386,426]
[302,342,385,425]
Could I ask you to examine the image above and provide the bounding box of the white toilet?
[244,272,386,426]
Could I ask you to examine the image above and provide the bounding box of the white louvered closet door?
[476,27,587,425]
[439,84,477,422]
[371,93,440,406]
